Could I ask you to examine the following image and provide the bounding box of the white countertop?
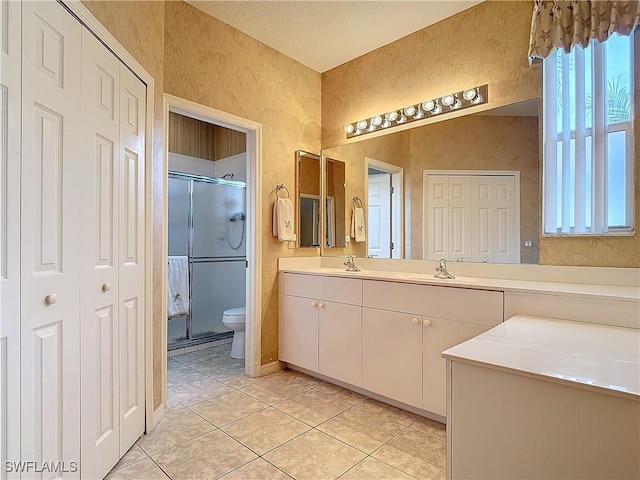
[279,266,640,303]
[442,315,640,401]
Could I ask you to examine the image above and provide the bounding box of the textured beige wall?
[82,0,166,409]
[409,114,540,264]
[321,0,639,268]
[163,1,322,365]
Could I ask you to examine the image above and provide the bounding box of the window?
[543,33,634,234]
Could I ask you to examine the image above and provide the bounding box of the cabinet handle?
[311,301,318,307]
[318,302,325,309]
[423,319,432,327]
[102,282,112,292]
[411,317,419,325]
[45,293,57,305]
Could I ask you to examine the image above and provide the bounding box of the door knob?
[412,317,419,325]
[423,319,432,327]
[45,293,57,305]
[102,282,111,292]
[311,301,318,307]
[318,302,325,309]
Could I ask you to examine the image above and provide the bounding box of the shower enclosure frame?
[168,170,247,349]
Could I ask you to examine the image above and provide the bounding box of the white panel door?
[447,176,471,261]
[367,174,391,258]
[493,176,518,263]
[80,28,121,479]
[0,0,21,476]
[20,2,82,477]
[422,317,487,417]
[318,301,362,387]
[118,64,146,455]
[426,176,448,260]
[281,295,318,372]
[471,176,494,263]
[362,307,422,408]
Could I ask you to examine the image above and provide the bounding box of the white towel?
[272,198,295,241]
[351,207,366,243]
[167,256,189,318]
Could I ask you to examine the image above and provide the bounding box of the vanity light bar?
[344,85,488,139]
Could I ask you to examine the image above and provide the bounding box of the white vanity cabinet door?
[281,295,318,372]
[422,317,488,416]
[319,302,362,387]
[363,307,423,408]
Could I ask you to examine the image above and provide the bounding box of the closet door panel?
[426,176,448,260]
[80,28,121,479]
[471,176,494,263]
[20,1,82,476]
[118,65,146,454]
[448,176,472,261]
[0,0,21,476]
[493,176,518,263]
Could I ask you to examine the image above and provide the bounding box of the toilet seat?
[223,307,246,317]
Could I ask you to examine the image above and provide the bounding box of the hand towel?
[351,207,366,243]
[272,198,295,241]
[167,256,189,318]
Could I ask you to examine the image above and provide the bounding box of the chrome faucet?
[434,258,455,279]
[344,255,361,272]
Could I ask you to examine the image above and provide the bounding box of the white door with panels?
[425,172,519,263]
[367,174,391,258]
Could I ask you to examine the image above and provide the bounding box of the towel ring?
[275,184,290,198]
[352,195,363,209]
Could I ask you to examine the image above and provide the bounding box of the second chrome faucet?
[434,258,455,279]
[344,255,361,272]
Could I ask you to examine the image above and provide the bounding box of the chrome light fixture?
[344,84,488,139]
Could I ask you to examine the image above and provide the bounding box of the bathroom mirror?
[296,150,321,248]
[321,99,541,264]
[324,157,347,248]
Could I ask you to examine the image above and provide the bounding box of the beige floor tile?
[239,383,296,405]
[253,374,312,397]
[313,383,366,405]
[137,408,215,455]
[221,407,310,455]
[105,458,169,480]
[276,370,328,389]
[410,417,446,441]
[218,458,292,480]
[152,430,256,480]
[165,395,185,413]
[275,389,352,426]
[372,428,445,480]
[317,404,405,453]
[263,430,366,480]
[357,398,418,426]
[190,391,267,427]
[168,358,195,374]
[169,376,234,406]
[167,368,209,389]
[213,366,247,383]
[111,444,148,472]
[338,457,417,480]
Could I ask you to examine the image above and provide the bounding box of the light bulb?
[472,95,484,104]
[463,89,477,101]
[441,94,455,106]
[382,120,391,128]
[397,115,407,124]
[451,99,462,109]
[371,115,383,126]
[344,124,355,134]
[357,120,368,130]
[414,108,424,119]
[422,100,435,112]
[432,104,442,114]
[404,105,416,116]
[388,111,399,122]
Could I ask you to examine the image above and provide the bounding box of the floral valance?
[528,0,639,62]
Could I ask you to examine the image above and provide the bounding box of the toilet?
[222,307,246,359]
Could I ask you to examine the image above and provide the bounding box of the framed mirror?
[324,157,347,248]
[321,99,541,264]
[296,150,321,248]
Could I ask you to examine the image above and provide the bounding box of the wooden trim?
[61,0,159,432]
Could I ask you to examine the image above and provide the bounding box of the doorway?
[365,158,403,259]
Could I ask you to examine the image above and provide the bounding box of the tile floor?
[107,344,446,480]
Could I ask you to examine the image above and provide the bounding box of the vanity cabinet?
[362,308,423,407]
[280,295,319,371]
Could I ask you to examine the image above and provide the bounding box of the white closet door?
[447,176,472,261]
[367,174,391,258]
[20,1,82,476]
[426,176,448,260]
[0,0,21,476]
[493,176,518,263]
[80,28,121,478]
[118,64,146,454]
[471,176,494,263]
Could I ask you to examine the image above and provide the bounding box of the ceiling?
[185,1,484,73]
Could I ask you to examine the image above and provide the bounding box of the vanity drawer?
[362,280,502,326]
[283,273,362,305]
